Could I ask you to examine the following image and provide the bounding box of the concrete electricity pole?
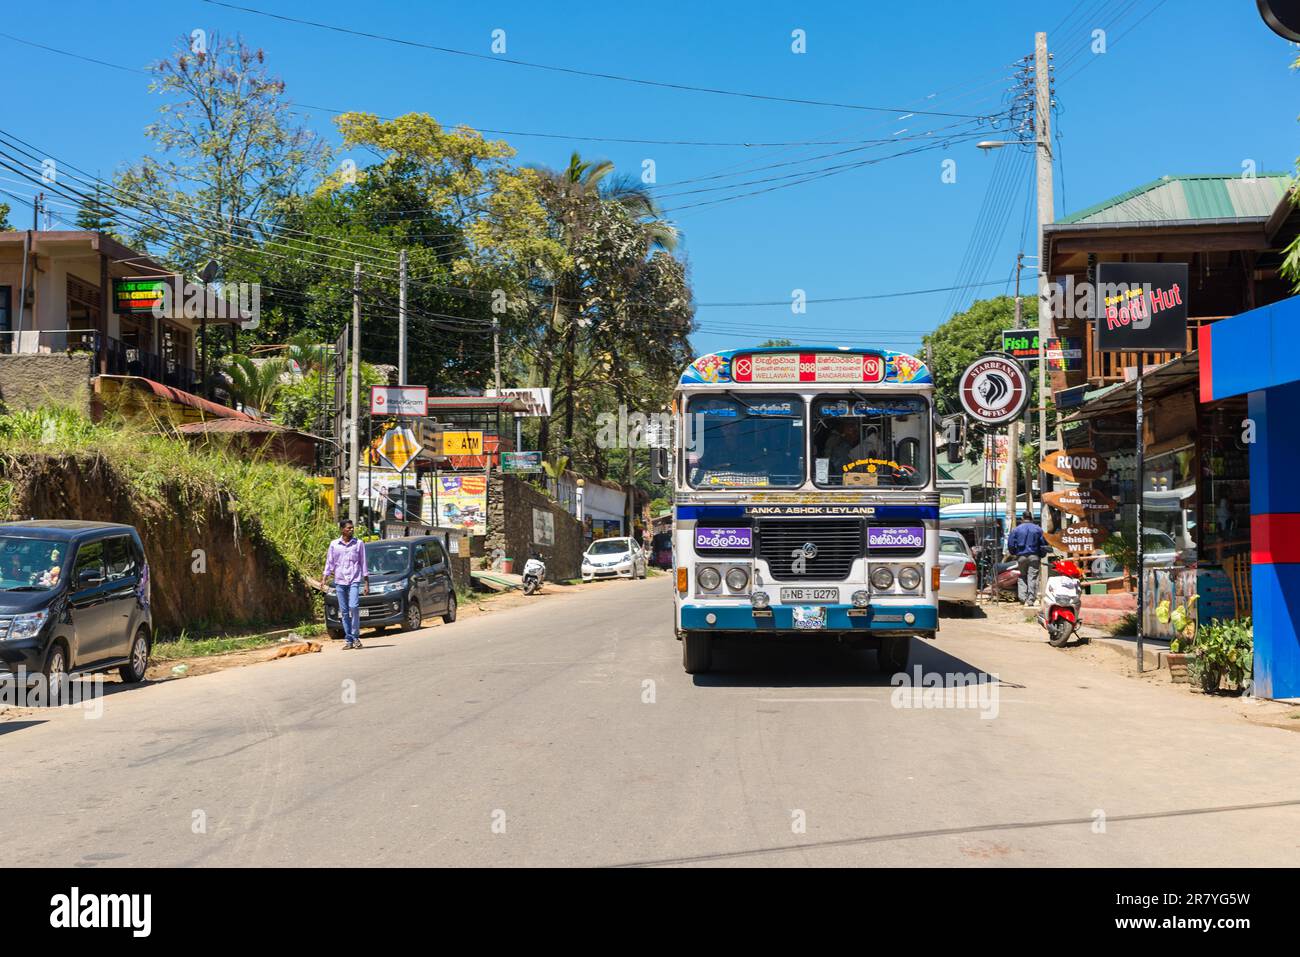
[1033,31,1055,527]
[349,262,362,526]
[398,248,408,384]
[1005,254,1025,533]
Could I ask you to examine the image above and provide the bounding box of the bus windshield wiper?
[724,390,756,411]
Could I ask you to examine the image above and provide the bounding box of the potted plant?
[1102,525,1139,590]
[1158,595,1198,683]
[1187,617,1253,694]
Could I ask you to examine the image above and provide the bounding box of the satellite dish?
[1259,0,1300,41]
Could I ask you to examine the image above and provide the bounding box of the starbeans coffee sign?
[1045,522,1107,554]
[1040,448,1107,482]
[957,353,1031,426]
[1042,486,1117,516]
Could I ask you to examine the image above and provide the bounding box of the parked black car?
[324,536,457,638]
[0,521,153,686]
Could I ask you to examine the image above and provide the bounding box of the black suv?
[0,521,153,686]
[324,536,457,638]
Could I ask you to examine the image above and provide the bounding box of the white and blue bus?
[670,346,939,674]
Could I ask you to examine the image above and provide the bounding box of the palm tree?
[225,354,289,416]
[531,152,681,453]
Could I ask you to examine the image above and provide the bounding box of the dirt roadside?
[973,599,1300,733]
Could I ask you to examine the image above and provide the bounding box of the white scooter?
[1037,558,1084,647]
[522,553,547,596]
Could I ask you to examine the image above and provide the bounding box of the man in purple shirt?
[324,519,370,649]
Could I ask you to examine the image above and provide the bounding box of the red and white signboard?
[958,353,1030,426]
[370,385,428,417]
[732,352,884,384]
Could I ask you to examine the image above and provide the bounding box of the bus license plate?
[792,606,826,630]
[781,588,837,603]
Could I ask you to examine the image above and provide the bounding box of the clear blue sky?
[1,0,1295,360]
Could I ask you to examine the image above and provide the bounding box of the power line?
[202,0,1002,119]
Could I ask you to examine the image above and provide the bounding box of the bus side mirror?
[942,416,964,464]
[650,447,671,483]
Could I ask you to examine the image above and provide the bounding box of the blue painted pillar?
[1246,381,1300,699]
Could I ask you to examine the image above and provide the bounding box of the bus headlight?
[697,566,722,590]
[724,567,750,591]
[751,591,770,609]
[870,566,895,590]
[898,566,923,591]
[851,589,870,608]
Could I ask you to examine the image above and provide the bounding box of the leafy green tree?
[758,338,795,347]
[1282,51,1300,288]
[922,296,1016,420]
[0,201,12,231]
[115,32,329,275]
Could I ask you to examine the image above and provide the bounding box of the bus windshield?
[686,394,804,488]
[811,395,930,488]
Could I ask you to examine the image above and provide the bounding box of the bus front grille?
[757,519,862,581]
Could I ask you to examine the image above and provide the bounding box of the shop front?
[1199,294,1300,699]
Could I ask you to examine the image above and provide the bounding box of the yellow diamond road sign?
[378,426,422,472]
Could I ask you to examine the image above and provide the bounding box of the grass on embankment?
[0,405,336,599]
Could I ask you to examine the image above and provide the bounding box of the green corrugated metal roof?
[938,456,989,485]
[1058,173,1291,226]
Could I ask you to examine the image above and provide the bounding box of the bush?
[1188,617,1253,693]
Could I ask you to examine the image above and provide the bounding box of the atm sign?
[733,352,884,383]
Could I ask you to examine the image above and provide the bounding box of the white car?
[581,537,647,582]
[937,530,978,608]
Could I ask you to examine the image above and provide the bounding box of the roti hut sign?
[1095,262,1188,352]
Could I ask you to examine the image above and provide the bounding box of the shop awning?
[1199,295,1300,401]
[1057,353,1201,424]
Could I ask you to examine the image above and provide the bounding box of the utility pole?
[492,319,502,392]
[1005,253,1025,533]
[15,194,40,340]
[398,248,408,383]
[1033,31,1055,537]
[349,263,362,527]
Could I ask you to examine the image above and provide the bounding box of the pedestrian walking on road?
[324,519,369,649]
[1006,511,1048,606]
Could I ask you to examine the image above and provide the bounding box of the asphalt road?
[4,576,1299,867]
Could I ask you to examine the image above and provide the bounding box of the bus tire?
[877,636,910,675]
[682,631,713,674]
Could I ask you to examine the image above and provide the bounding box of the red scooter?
[1037,558,1084,647]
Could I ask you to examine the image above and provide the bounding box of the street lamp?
[975,140,1038,150]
